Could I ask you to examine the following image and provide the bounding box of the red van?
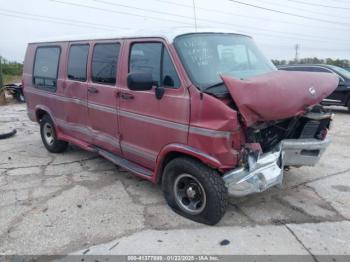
[23,29,338,225]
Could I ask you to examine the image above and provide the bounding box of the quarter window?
[67,44,89,81]
[92,43,120,84]
[129,43,180,88]
[33,47,60,91]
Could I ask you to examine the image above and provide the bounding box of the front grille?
[299,120,320,139]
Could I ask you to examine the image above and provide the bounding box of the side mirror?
[127,72,153,91]
[155,86,165,100]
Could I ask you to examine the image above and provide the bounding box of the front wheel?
[40,115,68,153]
[162,157,228,225]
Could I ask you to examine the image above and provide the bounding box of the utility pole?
[294,44,300,62]
[192,0,197,31]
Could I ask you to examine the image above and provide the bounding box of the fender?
[34,105,64,138]
[154,143,224,183]
[34,104,55,122]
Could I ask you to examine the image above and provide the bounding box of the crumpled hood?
[221,70,339,127]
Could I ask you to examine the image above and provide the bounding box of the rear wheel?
[162,157,228,225]
[40,115,68,153]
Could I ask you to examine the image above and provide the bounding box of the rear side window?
[67,44,89,81]
[92,43,120,84]
[33,46,60,91]
[129,43,180,88]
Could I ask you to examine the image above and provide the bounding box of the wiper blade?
[202,81,224,91]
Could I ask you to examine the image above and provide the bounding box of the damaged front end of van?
[175,33,339,197]
[175,33,339,196]
[221,71,338,196]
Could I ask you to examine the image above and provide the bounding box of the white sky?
[0,0,350,62]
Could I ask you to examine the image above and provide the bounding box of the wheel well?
[36,109,48,122]
[156,151,203,184]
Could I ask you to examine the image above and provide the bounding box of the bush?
[1,57,23,76]
[272,57,350,68]
[0,56,23,87]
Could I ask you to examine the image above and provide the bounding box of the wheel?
[162,157,228,225]
[15,90,25,102]
[347,99,350,113]
[40,115,68,153]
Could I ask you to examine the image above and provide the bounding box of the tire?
[347,99,350,113]
[162,157,228,225]
[40,115,68,153]
[15,90,25,103]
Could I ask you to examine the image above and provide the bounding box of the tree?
[272,57,350,67]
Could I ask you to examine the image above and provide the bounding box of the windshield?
[174,33,276,89]
[328,65,350,80]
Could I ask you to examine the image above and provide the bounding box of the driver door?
[117,39,190,171]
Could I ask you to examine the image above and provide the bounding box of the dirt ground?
[0,103,350,257]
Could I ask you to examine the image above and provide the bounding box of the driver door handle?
[120,92,134,100]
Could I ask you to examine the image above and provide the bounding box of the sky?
[0,0,350,63]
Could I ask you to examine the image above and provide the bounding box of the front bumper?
[282,138,330,166]
[223,138,330,197]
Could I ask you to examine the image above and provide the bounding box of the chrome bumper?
[223,138,330,197]
[282,138,330,166]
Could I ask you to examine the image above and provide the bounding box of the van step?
[96,147,153,177]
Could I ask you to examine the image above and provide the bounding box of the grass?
[3,74,22,85]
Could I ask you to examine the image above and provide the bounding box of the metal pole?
[192,0,197,31]
[294,44,299,62]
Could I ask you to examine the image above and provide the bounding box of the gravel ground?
[0,103,350,258]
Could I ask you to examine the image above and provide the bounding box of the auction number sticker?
[128,255,220,261]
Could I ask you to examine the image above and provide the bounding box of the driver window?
[129,42,180,88]
[162,49,180,88]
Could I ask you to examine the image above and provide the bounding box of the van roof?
[30,27,250,44]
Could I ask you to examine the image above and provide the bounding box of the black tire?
[15,90,25,102]
[40,115,68,153]
[347,99,350,113]
[162,157,228,225]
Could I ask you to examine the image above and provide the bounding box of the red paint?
[23,36,338,184]
[222,70,339,127]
